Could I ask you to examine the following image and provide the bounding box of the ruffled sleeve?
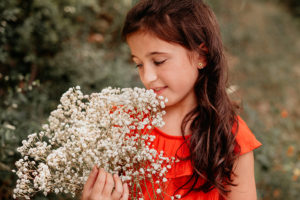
[233,116,262,155]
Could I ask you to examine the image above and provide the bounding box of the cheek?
[171,63,198,83]
[176,68,199,89]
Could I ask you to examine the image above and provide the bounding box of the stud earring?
[198,62,204,69]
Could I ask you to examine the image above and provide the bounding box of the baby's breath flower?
[13,86,173,199]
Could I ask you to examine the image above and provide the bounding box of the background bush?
[0,0,299,199]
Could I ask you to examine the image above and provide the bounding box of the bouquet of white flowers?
[13,86,176,200]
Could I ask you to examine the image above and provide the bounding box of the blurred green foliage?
[0,0,299,199]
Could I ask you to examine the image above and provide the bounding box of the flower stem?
[143,176,151,199]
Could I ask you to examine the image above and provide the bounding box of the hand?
[81,166,129,200]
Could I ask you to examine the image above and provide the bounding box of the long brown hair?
[122,0,240,197]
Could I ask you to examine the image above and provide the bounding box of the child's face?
[127,31,200,109]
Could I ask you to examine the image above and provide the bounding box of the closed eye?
[154,59,166,66]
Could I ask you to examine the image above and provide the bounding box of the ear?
[197,43,208,69]
[199,42,209,52]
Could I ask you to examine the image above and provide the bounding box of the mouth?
[151,86,168,94]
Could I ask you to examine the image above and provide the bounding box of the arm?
[227,151,257,200]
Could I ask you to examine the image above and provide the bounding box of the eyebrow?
[131,51,168,59]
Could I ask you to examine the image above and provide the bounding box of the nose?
[140,64,158,85]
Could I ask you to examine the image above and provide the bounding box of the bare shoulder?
[227,151,258,200]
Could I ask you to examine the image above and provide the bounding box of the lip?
[151,86,168,95]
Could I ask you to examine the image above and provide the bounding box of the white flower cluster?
[13,86,174,199]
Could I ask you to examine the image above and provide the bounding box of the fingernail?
[92,165,97,172]
[99,168,105,173]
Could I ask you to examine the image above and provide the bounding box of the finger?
[102,172,115,197]
[91,168,106,195]
[111,174,123,199]
[82,166,98,196]
[120,183,129,200]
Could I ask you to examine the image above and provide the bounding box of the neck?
[161,98,197,136]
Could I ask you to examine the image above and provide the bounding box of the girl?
[81,0,262,199]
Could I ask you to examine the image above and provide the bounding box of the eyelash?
[154,60,166,66]
[135,59,166,68]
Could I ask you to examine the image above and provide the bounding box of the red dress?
[142,116,262,200]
